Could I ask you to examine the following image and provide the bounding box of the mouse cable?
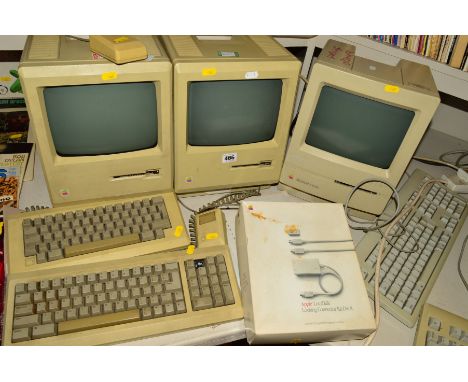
[176,196,197,213]
[413,156,459,171]
[363,178,446,345]
[439,150,468,169]
[344,178,401,233]
[457,234,468,292]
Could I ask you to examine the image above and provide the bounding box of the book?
[460,45,468,71]
[449,35,468,69]
[437,35,448,61]
[0,142,33,211]
[0,109,29,144]
[0,217,4,345]
[444,36,457,64]
[0,164,21,210]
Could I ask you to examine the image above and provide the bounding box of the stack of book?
[366,35,468,71]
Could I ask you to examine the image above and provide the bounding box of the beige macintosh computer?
[280,39,468,331]
[280,39,440,216]
[2,36,243,345]
[161,35,300,194]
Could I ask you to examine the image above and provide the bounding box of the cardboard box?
[236,201,376,344]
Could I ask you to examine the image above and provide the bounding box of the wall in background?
[0,35,27,50]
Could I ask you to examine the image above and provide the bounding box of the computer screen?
[44,82,158,156]
[188,80,282,146]
[280,39,440,216]
[305,85,415,169]
[162,35,300,194]
[19,36,173,205]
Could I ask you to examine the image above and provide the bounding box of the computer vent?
[28,36,60,60]
[250,36,289,57]
[169,36,203,57]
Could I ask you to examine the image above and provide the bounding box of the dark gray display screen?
[305,86,415,169]
[44,82,158,156]
[188,79,283,146]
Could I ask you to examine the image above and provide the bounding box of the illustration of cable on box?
[286,227,351,299]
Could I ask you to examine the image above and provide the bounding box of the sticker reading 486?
[222,152,238,163]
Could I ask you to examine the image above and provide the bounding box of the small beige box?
[236,201,376,344]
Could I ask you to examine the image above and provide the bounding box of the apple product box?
[236,201,376,344]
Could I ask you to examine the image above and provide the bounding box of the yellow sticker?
[9,133,23,139]
[205,232,219,240]
[174,225,184,237]
[0,76,11,81]
[384,84,400,93]
[101,72,118,81]
[202,68,217,76]
[0,222,3,235]
[113,36,129,43]
[186,245,195,255]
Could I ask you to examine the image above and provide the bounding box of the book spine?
[449,35,468,68]
[460,45,468,71]
[430,35,441,60]
[437,35,447,61]
[445,35,458,64]
[425,35,433,57]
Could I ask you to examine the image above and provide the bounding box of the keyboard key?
[357,170,467,328]
[428,317,441,331]
[58,310,140,335]
[12,328,31,343]
[13,314,40,329]
[32,323,57,340]
[14,304,35,317]
[192,296,213,311]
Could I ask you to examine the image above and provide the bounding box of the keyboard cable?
[362,178,447,345]
[458,234,468,292]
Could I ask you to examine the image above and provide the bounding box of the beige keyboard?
[2,244,243,345]
[5,192,189,274]
[356,169,467,327]
[414,303,467,345]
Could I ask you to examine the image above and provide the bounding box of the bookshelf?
[275,35,468,102]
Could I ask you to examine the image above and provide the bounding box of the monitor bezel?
[36,79,164,164]
[173,60,300,193]
[20,60,173,205]
[281,61,440,215]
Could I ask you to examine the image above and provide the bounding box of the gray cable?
[344,178,400,232]
[176,196,197,213]
[458,234,468,292]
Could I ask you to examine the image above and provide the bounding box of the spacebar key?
[58,310,141,335]
[64,234,141,257]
